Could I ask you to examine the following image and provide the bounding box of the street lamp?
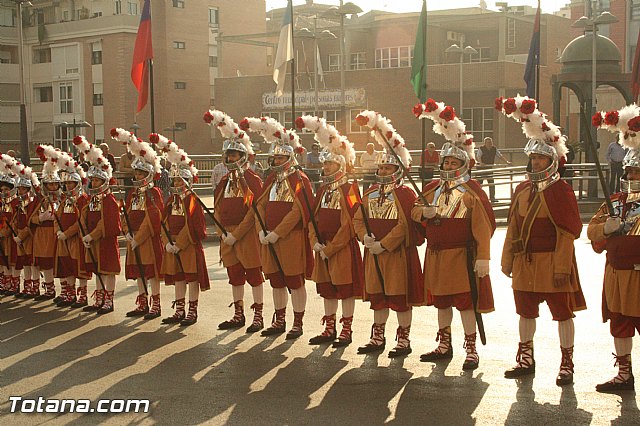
[296,25,337,116]
[129,122,141,136]
[445,44,477,118]
[14,0,33,165]
[572,7,618,197]
[322,2,362,134]
[59,118,92,152]
[163,126,184,143]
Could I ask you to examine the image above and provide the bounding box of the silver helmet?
[223,138,249,171]
[0,174,16,200]
[439,142,470,182]
[61,170,83,197]
[131,157,155,188]
[375,151,404,185]
[41,169,61,198]
[86,165,110,196]
[268,142,297,173]
[524,138,559,183]
[16,177,32,188]
[621,148,640,193]
[169,164,194,194]
[319,148,346,185]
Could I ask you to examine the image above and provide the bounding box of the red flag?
[131,0,153,113]
[632,29,640,100]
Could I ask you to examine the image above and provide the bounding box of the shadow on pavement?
[504,377,592,425]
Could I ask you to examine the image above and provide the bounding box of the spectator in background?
[6,150,16,158]
[606,139,627,194]
[360,142,380,191]
[76,151,90,172]
[476,137,511,203]
[248,153,264,179]
[294,145,307,166]
[100,143,117,171]
[211,161,229,190]
[421,142,440,181]
[306,143,322,169]
[360,143,379,170]
[157,158,171,203]
[119,147,135,198]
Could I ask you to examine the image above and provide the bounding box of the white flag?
[273,0,293,97]
[316,44,324,86]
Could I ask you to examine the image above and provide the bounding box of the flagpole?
[290,0,296,128]
[535,0,540,107]
[149,58,156,133]
[420,0,428,188]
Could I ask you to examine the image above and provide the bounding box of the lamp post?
[14,0,33,165]
[296,24,336,116]
[572,6,618,197]
[445,44,477,118]
[129,122,141,136]
[163,126,184,143]
[60,118,92,152]
[322,2,362,134]
[572,7,618,161]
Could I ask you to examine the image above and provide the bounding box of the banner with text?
[262,88,366,110]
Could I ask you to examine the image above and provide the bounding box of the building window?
[462,107,493,142]
[328,54,340,72]
[173,41,185,49]
[632,0,640,19]
[115,0,122,15]
[175,122,187,129]
[349,109,367,133]
[322,110,340,128]
[91,50,102,65]
[209,55,218,67]
[375,46,414,69]
[261,112,280,122]
[33,47,51,64]
[55,125,70,150]
[209,7,219,26]
[173,0,185,8]
[127,1,138,15]
[174,82,187,89]
[0,7,15,27]
[507,18,516,49]
[350,52,366,70]
[470,47,491,63]
[62,10,69,21]
[34,86,53,103]
[93,83,103,106]
[59,82,73,114]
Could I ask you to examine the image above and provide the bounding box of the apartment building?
[0,0,267,156]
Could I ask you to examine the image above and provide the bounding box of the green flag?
[410,0,427,102]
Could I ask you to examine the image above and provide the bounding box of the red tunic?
[14,194,39,269]
[161,192,210,290]
[0,198,20,267]
[124,187,164,279]
[81,193,122,275]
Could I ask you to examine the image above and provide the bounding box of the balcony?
[0,63,19,83]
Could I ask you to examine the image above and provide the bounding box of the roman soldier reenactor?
[589,106,640,392]
[0,155,21,297]
[353,110,424,358]
[296,115,363,347]
[151,133,210,326]
[31,145,63,302]
[11,164,40,298]
[213,136,265,332]
[54,151,91,308]
[74,135,122,315]
[412,100,495,370]
[254,126,313,340]
[498,96,585,386]
[111,128,165,320]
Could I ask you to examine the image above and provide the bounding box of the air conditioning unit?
[447,31,459,42]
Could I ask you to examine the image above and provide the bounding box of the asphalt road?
[1,227,639,425]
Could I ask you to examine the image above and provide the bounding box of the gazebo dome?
[559,33,621,75]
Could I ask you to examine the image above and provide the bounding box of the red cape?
[512,180,582,238]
